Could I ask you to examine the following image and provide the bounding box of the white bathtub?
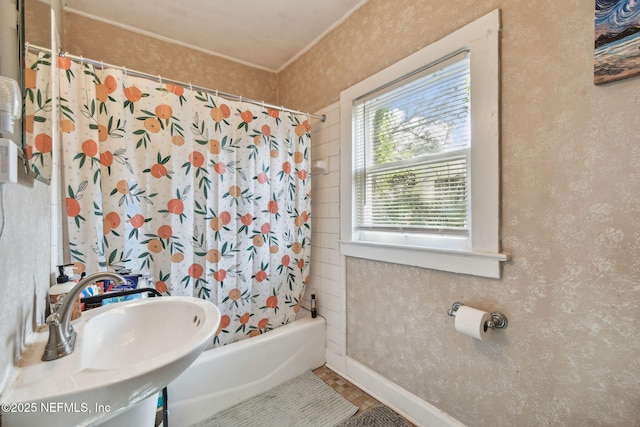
[166,310,326,426]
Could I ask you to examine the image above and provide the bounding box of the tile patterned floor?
[312,365,382,414]
[312,365,416,426]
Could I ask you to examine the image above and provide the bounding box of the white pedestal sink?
[0,296,220,426]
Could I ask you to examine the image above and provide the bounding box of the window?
[339,10,508,278]
[354,52,470,240]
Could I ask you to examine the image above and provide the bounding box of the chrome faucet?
[42,272,126,361]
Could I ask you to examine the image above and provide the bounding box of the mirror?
[0,0,25,158]
[15,0,54,184]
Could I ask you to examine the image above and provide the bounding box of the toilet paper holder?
[447,302,508,329]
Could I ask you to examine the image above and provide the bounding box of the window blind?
[354,52,470,232]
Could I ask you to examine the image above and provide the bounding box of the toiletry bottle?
[311,294,317,318]
[50,264,81,320]
[138,273,148,298]
[139,272,155,298]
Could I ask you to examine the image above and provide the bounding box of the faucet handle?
[46,311,61,326]
[51,294,65,314]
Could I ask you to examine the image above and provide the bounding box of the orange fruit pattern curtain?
[24,51,312,348]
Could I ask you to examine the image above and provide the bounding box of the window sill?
[339,240,509,279]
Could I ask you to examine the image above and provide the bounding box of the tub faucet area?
[42,272,126,361]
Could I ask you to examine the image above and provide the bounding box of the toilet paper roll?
[454,306,492,340]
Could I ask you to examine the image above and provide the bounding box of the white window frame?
[339,9,509,279]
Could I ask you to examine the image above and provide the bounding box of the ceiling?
[63,0,368,72]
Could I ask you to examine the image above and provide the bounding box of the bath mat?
[335,405,411,427]
[189,370,358,427]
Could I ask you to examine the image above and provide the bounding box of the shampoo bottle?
[311,294,317,318]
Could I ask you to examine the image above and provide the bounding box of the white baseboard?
[325,348,346,372]
[326,356,465,427]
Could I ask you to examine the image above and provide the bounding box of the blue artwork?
[595,0,640,84]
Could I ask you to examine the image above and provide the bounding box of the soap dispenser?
[49,264,81,320]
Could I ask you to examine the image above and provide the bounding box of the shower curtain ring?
[123,66,127,76]
[158,75,162,85]
[189,82,193,91]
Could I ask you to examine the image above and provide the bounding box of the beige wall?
[280,0,640,426]
[62,12,277,104]
[26,0,278,107]
[24,0,50,48]
[0,169,50,390]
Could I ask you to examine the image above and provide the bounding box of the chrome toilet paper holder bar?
[447,302,508,329]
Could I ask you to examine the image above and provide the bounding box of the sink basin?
[1,296,220,426]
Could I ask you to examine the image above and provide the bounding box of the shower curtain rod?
[26,44,326,123]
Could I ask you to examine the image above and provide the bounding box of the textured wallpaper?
[0,169,50,391]
[279,0,640,426]
[61,12,278,105]
[24,0,50,48]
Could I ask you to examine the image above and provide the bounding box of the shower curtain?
[24,50,312,347]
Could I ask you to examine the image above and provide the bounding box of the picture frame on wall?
[595,0,640,85]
